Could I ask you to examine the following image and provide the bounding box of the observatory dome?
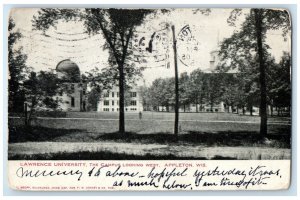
[56,59,80,82]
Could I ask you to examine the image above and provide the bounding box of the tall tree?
[86,87,102,111]
[23,70,60,125]
[138,85,152,111]
[267,52,291,116]
[188,69,205,112]
[179,72,190,112]
[219,8,290,137]
[202,73,224,112]
[8,17,28,113]
[148,77,174,112]
[33,8,152,134]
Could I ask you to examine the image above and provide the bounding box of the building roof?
[56,59,80,82]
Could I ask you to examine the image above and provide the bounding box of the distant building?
[209,49,220,71]
[55,59,87,112]
[97,86,143,112]
[187,102,225,113]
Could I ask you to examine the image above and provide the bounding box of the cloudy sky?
[10,8,291,85]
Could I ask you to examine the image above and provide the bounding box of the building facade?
[97,87,143,112]
[187,102,225,113]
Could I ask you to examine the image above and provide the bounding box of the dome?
[56,59,80,82]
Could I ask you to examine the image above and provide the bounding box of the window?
[71,97,75,107]
[130,100,137,106]
[104,100,109,106]
[215,109,218,112]
[103,108,109,111]
[112,100,114,106]
[112,108,114,111]
[117,100,119,105]
[103,92,109,98]
[130,92,137,97]
[112,92,114,98]
[117,92,119,97]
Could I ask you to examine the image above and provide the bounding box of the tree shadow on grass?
[97,130,291,148]
[8,125,83,143]
[9,124,291,148]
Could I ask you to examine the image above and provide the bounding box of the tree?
[33,8,153,134]
[8,17,28,113]
[23,70,60,125]
[138,85,152,111]
[188,69,205,112]
[148,78,174,112]
[179,72,190,112]
[219,8,290,137]
[84,9,153,134]
[219,73,239,113]
[86,87,101,111]
[202,73,224,112]
[267,52,291,116]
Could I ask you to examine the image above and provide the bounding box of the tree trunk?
[199,96,203,112]
[118,63,125,134]
[270,105,273,117]
[250,105,253,116]
[24,102,28,126]
[254,9,267,138]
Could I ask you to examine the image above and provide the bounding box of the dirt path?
[9,142,290,160]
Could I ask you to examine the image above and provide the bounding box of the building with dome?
[55,59,87,112]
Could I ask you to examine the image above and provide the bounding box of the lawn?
[9,120,291,149]
[9,112,290,135]
[65,111,290,123]
[8,112,291,160]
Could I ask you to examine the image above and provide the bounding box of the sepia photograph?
[8,8,291,161]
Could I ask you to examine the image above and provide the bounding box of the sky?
[10,8,291,86]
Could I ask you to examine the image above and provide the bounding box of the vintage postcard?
[7,8,291,191]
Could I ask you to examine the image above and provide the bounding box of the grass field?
[8,112,291,160]
[9,111,290,134]
[65,111,290,122]
[9,112,291,145]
